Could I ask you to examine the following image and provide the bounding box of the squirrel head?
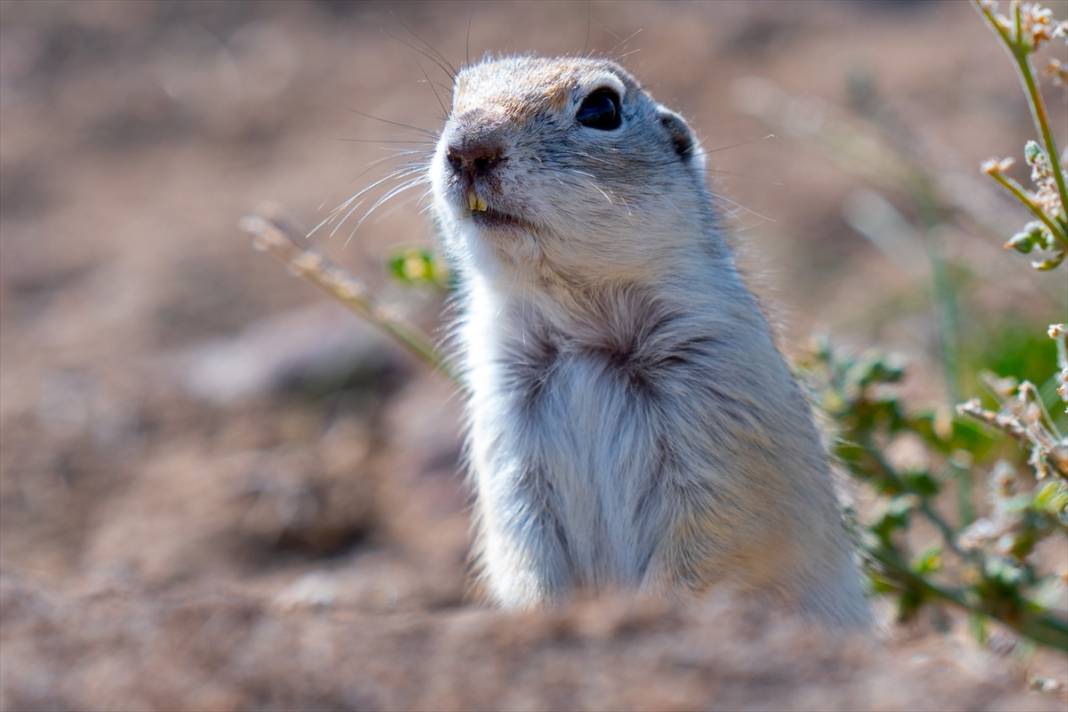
[430,56,719,293]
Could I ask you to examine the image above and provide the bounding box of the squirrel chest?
[463,290,732,592]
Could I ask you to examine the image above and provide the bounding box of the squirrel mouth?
[459,188,537,231]
[464,202,537,232]
[469,207,531,230]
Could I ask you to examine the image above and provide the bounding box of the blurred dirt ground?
[0,1,1066,710]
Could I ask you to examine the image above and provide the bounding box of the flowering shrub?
[808,0,1067,653]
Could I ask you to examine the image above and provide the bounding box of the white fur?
[430,56,871,628]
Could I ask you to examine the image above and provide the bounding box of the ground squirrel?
[428,56,871,628]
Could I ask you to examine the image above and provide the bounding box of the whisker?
[590,182,614,205]
[706,168,784,186]
[384,19,458,83]
[397,19,459,78]
[342,150,431,186]
[631,134,776,170]
[412,55,449,121]
[378,186,435,222]
[358,176,430,228]
[586,179,615,206]
[343,162,428,201]
[383,28,457,82]
[307,200,353,239]
[574,151,617,168]
[709,190,776,223]
[329,198,371,239]
[309,164,427,238]
[609,28,643,57]
[706,133,775,154]
[465,9,473,68]
[346,176,431,245]
[600,22,625,45]
[582,1,592,56]
[339,163,427,211]
[732,221,764,235]
[631,135,778,171]
[330,153,430,194]
[417,77,454,96]
[333,137,437,145]
[567,168,620,209]
[342,107,438,138]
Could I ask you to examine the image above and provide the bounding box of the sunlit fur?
[430,56,871,628]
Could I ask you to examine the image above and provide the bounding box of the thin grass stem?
[240,209,460,385]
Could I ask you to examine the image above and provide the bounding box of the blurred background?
[1,1,1065,709]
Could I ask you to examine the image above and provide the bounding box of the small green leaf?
[907,411,996,459]
[1033,251,1066,271]
[868,573,899,595]
[388,247,446,287]
[1024,141,1043,165]
[1005,230,1038,254]
[984,557,1027,588]
[968,613,989,644]
[1033,481,1068,515]
[896,589,925,623]
[902,469,941,497]
[912,546,943,575]
[871,496,915,541]
[1001,493,1033,514]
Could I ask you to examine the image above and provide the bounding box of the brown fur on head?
[452,57,641,123]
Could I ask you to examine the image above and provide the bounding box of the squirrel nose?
[446,139,505,178]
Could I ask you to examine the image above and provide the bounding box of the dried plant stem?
[1022,381,1064,439]
[974,0,1068,243]
[957,400,1030,440]
[957,399,1068,478]
[240,210,460,384]
[863,438,967,556]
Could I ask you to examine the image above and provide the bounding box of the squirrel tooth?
[476,196,488,212]
[467,189,478,212]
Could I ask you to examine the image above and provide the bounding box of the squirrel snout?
[445,138,506,180]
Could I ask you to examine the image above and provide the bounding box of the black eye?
[576,88,621,130]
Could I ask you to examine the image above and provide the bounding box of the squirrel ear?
[656,106,698,163]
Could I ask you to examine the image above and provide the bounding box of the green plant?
[801,336,1067,651]
[802,0,1068,654]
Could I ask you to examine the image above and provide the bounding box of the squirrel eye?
[576,88,622,130]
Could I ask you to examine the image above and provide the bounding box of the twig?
[239,208,460,385]
[862,438,968,557]
[957,399,1068,478]
[868,544,1068,652]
